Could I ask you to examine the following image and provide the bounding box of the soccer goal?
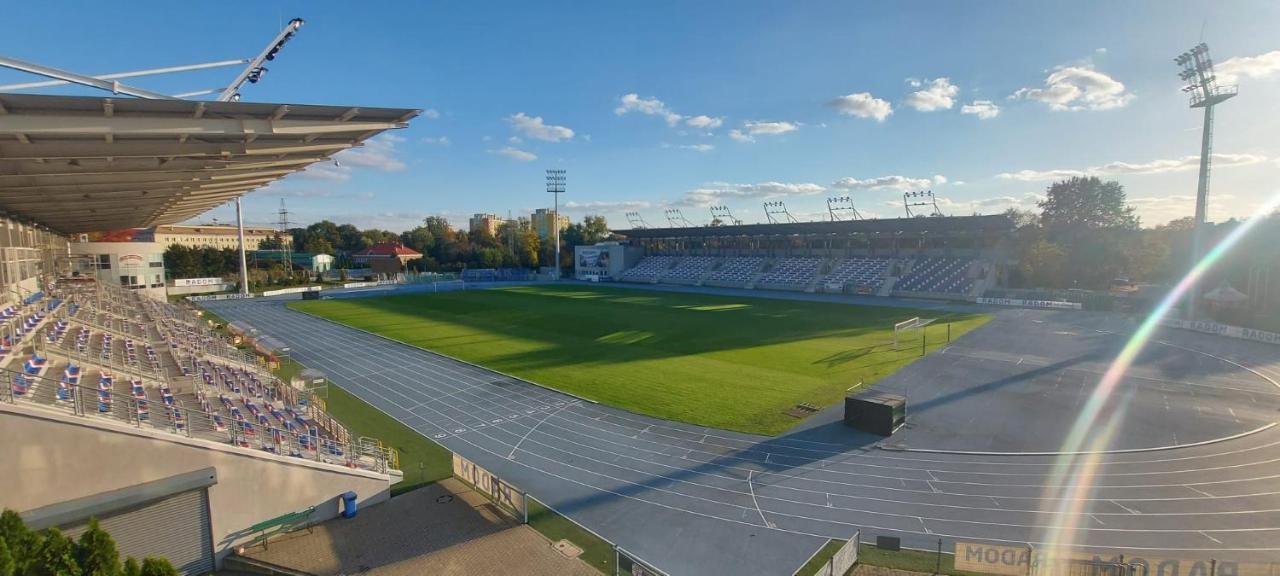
[893,317,934,349]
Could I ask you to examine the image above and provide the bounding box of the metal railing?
[1,365,395,474]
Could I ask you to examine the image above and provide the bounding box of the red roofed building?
[351,241,421,273]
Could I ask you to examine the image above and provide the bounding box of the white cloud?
[828,92,893,122]
[744,120,799,135]
[420,136,450,146]
[508,112,574,142]
[903,77,959,112]
[491,147,538,162]
[677,181,825,207]
[300,134,406,180]
[336,135,407,171]
[727,121,799,143]
[1215,50,1280,85]
[1010,65,1132,111]
[831,175,935,192]
[508,136,522,144]
[1127,194,1239,225]
[960,100,1001,119]
[997,153,1269,181]
[299,162,351,182]
[422,109,440,119]
[933,175,948,185]
[680,144,715,152]
[685,115,724,130]
[614,93,682,126]
[563,200,652,212]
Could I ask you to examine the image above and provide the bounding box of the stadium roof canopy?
[0,92,418,234]
[614,214,1015,239]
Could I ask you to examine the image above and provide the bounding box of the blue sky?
[6,1,1279,231]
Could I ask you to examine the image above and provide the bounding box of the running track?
[205,293,1280,576]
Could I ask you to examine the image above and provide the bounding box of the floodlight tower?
[546,169,566,280]
[1175,42,1237,319]
[219,17,306,295]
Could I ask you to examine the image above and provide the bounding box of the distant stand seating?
[661,256,717,282]
[757,257,822,288]
[461,268,534,282]
[825,257,891,291]
[895,257,974,294]
[705,257,765,285]
[620,256,675,282]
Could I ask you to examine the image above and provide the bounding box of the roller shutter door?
[64,489,214,575]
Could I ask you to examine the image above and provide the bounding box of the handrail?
[1,364,393,474]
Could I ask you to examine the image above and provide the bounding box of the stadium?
[2,6,1280,576]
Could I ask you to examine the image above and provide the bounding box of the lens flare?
[1036,192,1280,557]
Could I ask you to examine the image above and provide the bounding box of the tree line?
[163,214,614,280]
[0,509,178,576]
[1004,176,1280,329]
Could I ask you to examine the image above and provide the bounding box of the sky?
[5,0,1280,232]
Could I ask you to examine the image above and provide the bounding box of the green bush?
[0,509,178,576]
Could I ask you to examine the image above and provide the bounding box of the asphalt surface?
[206,287,1280,575]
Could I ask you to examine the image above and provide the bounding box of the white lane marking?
[1112,500,1141,515]
[747,470,774,528]
[508,402,574,459]
[1187,485,1215,498]
[212,299,1280,547]
[220,302,1280,474]
[1201,531,1223,544]
[1091,514,1106,526]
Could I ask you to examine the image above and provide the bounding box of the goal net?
[893,317,934,349]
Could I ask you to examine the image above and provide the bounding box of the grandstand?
[0,91,417,573]
[594,215,1012,299]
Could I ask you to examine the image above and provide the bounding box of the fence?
[448,452,668,576]
[802,531,860,576]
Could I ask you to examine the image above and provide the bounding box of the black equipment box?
[301,290,320,300]
[843,391,906,436]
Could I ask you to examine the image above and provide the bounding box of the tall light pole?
[1175,42,1237,319]
[546,169,566,280]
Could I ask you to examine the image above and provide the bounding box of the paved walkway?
[242,478,598,576]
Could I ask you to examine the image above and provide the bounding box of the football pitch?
[290,285,990,435]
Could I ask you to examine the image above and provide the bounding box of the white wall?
[0,404,393,567]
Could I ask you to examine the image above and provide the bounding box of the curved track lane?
[204,297,1280,576]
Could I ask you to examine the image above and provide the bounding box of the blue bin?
[340,491,358,519]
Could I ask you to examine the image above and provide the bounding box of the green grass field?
[290,285,988,435]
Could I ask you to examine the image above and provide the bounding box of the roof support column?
[236,197,249,296]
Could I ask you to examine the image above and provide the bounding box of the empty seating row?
[895,257,974,294]
[825,257,891,289]
[706,257,764,284]
[621,256,675,281]
[758,257,822,287]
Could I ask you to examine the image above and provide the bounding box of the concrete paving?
[206,286,1280,575]
[242,478,598,576]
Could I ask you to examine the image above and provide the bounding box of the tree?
[76,519,119,576]
[580,215,610,244]
[257,234,285,251]
[139,557,178,576]
[302,236,334,256]
[30,528,79,576]
[1038,176,1138,238]
[122,558,141,576]
[0,538,15,576]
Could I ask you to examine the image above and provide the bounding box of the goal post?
[893,317,934,350]
[893,317,920,349]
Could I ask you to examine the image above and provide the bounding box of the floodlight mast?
[1175,42,1236,319]
[546,169,567,280]
[218,18,305,103]
[219,17,305,295]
